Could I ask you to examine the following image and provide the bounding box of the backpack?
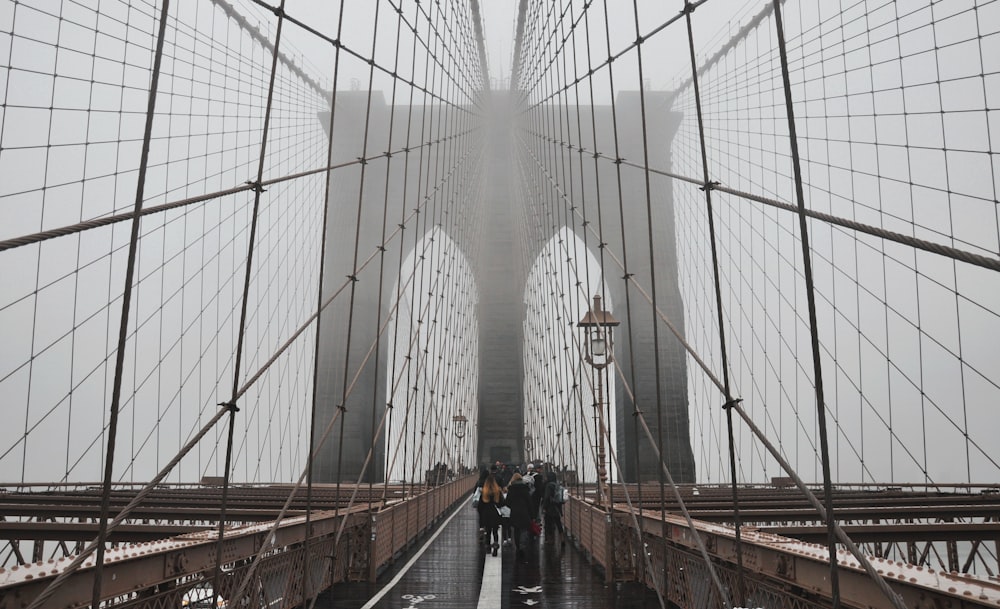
[551,481,567,504]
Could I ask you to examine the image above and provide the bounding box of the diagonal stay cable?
[519,0,713,109]
[540,221,668,605]
[517,128,913,609]
[0,130,475,254]
[211,1,290,607]
[24,403,231,609]
[243,0,479,110]
[681,0,747,601]
[301,0,348,600]
[228,176,469,607]
[89,2,172,606]
[232,146,478,402]
[729,399,907,609]
[25,138,477,609]
[526,137,1000,273]
[331,221,467,558]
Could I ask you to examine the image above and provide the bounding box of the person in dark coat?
[477,473,505,556]
[474,467,489,544]
[504,472,534,561]
[532,464,548,519]
[495,461,512,487]
[542,471,566,546]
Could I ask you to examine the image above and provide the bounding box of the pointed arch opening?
[523,227,619,485]
[384,227,479,482]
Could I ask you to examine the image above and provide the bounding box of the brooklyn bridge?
[0,0,998,608]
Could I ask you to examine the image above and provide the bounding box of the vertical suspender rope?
[90,3,172,607]
[401,0,440,498]
[552,0,588,494]
[228,11,482,597]
[422,1,447,488]
[578,0,621,510]
[630,0,733,603]
[600,0,659,580]
[424,0,449,496]
[408,0,438,496]
[568,0,662,596]
[560,0,604,512]
[361,0,385,541]
[374,0,406,515]
[561,0,584,483]
[545,0,564,474]
[425,10,448,513]
[770,2,841,606]
[682,1,747,603]
[216,1,288,606]
[334,0,377,506]
[407,7,434,498]
[304,0,347,600]
[394,0,421,507]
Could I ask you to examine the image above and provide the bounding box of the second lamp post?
[577,294,619,507]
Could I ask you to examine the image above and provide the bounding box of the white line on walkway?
[359,499,469,609]
[476,549,502,609]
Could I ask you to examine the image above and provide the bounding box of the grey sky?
[0,0,997,489]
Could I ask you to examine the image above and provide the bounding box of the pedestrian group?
[471,461,567,561]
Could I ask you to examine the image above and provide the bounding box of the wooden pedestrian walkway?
[317,497,660,608]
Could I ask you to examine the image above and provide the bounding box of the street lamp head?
[452,414,468,438]
[576,294,620,329]
[577,294,619,368]
[590,336,607,357]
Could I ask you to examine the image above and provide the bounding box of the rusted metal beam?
[0,475,475,609]
[0,504,308,522]
[677,504,1000,523]
[564,496,1000,609]
[0,522,214,542]
[759,522,1000,544]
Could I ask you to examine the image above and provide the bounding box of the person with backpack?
[542,471,566,546]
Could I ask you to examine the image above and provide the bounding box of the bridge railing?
[369,474,476,577]
[562,493,1000,609]
[0,474,475,609]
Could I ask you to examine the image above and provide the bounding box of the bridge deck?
[320,499,659,608]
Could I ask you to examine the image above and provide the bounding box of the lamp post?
[452,414,467,473]
[577,294,619,507]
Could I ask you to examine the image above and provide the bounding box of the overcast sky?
[0,0,997,489]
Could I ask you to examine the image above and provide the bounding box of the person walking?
[473,467,489,544]
[477,472,505,556]
[542,471,566,546]
[495,461,512,487]
[505,472,534,562]
[532,464,548,520]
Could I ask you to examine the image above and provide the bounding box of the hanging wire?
[680,0,747,602]
[89,2,173,606]
[770,1,842,603]
[302,0,349,601]
[5,1,1000,607]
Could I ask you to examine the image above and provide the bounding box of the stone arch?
[314,93,477,482]
[518,92,694,482]
[314,91,694,483]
